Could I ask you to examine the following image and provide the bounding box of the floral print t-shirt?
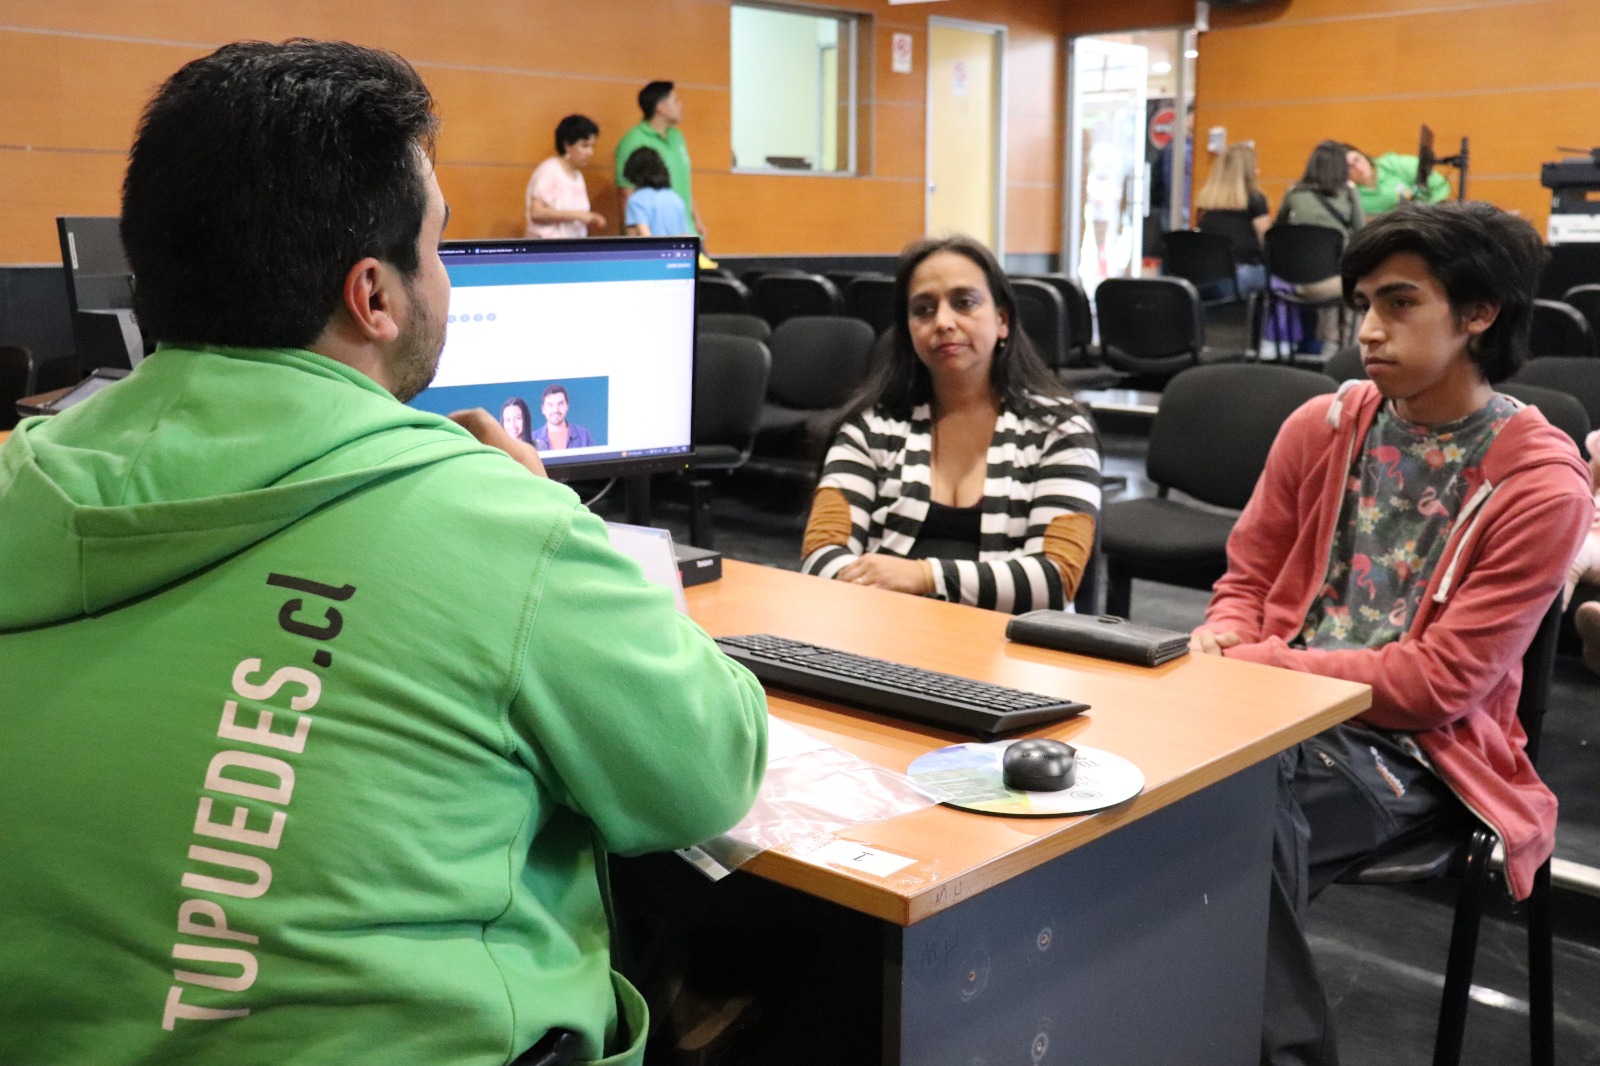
[1301,394,1519,650]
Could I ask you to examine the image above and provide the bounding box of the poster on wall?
[892,32,913,74]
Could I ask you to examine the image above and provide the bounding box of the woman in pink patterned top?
[524,114,606,239]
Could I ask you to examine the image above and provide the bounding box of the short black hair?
[846,235,1079,424]
[541,383,568,401]
[638,81,674,120]
[554,114,598,156]
[121,39,438,349]
[623,147,671,190]
[1341,200,1548,383]
[1296,139,1350,196]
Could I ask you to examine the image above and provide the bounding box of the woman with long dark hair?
[800,235,1102,614]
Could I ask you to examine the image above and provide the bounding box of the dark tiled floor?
[600,436,1600,1064]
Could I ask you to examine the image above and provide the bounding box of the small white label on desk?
[811,840,917,877]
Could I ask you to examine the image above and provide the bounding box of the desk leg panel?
[888,761,1275,1066]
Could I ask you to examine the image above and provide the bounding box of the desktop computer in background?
[55,216,149,371]
[407,235,700,523]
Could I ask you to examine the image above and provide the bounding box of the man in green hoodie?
[0,39,767,1066]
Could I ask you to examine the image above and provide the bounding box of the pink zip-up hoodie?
[1206,380,1595,899]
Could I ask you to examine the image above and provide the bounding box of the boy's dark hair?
[121,39,438,349]
[845,235,1079,425]
[638,81,674,120]
[1341,200,1548,383]
[1296,139,1351,196]
[623,147,672,190]
[541,383,569,401]
[554,114,599,156]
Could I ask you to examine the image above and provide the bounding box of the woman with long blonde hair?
[1194,141,1271,294]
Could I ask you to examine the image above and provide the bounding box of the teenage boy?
[1191,201,1594,1065]
[0,40,766,1066]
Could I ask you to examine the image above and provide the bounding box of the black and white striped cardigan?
[802,397,1101,613]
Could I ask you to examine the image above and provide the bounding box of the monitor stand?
[624,474,652,526]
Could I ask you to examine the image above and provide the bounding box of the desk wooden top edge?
[692,561,1373,927]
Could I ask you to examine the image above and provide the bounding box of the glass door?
[1066,38,1147,294]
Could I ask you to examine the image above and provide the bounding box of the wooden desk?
[674,561,1369,1064]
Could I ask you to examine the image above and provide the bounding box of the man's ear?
[340,257,402,344]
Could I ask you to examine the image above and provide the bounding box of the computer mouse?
[1001,738,1077,793]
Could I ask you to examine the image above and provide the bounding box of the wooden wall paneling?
[1,0,1192,263]
[1195,0,1600,234]
[0,151,127,263]
[694,172,924,255]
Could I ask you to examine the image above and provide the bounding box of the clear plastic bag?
[679,718,940,880]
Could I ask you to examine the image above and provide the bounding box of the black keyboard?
[715,633,1089,738]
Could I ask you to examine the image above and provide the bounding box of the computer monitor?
[410,235,699,482]
[54,216,147,370]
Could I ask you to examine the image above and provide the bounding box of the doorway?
[1065,28,1195,292]
[926,18,1005,253]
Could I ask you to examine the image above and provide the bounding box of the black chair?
[1017,273,1095,365]
[1500,382,1591,456]
[686,334,772,548]
[1162,230,1259,360]
[1336,592,1564,1066]
[696,313,772,342]
[1,345,36,430]
[1510,354,1600,430]
[1528,298,1595,359]
[1321,344,1364,383]
[749,272,844,328]
[1560,284,1600,347]
[1011,277,1069,371]
[844,274,896,337]
[1161,230,1239,298]
[1262,225,1348,360]
[1100,364,1337,617]
[1094,276,1210,386]
[748,316,876,486]
[697,274,751,315]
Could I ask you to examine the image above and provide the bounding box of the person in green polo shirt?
[615,80,703,240]
[1345,144,1451,216]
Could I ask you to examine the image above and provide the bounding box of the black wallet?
[1006,611,1191,667]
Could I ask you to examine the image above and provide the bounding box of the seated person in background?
[1191,201,1594,1065]
[1567,427,1600,673]
[801,235,1101,614]
[1194,141,1271,297]
[500,395,533,442]
[524,112,606,238]
[622,146,690,237]
[0,39,767,1065]
[1346,143,1451,217]
[1276,139,1367,344]
[532,382,594,450]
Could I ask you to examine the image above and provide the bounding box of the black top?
[1198,189,1270,265]
[908,501,982,562]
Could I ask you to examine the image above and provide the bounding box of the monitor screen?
[412,235,700,481]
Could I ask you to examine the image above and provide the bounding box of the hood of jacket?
[1324,378,1589,488]
[0,345,492,631]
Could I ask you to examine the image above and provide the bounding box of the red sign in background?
[1149,107,1177,149]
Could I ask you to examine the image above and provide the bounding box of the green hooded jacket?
[0,346,768,1065]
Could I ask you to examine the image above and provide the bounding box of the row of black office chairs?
[684,315,878,548]
[1164,228,1600,363]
